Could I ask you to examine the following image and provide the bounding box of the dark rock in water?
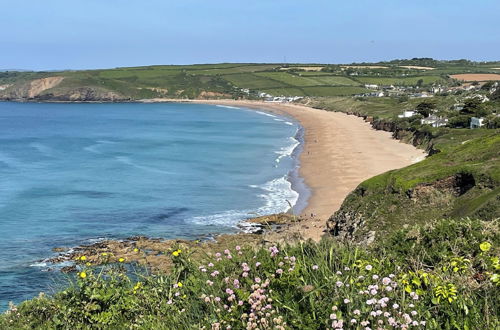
[61,265,77,273]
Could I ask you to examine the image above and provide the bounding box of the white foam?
[274,118,284,122]
[30,261,48,267]
[284,121,294,126]
[84,140,116,154]
[115,156,172,175]
[255,111,277,118]
[275,136,300,163]
[188,175,298,227]
[216,105,241,110]
[30,142,53,156]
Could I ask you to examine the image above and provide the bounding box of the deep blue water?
[0,102,305,310]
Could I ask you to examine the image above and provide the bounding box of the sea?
[0,101,308,310]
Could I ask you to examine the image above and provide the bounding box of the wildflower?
[365,265,373,271]
[392,303,399,309]
[255,277,261,283]
[255,262,261,267]
[276,269,283,275]
[208,263,214,267]
[215,253,221,258]
[80,256,87,261]
[330,314,337,320]
[336,281,343,287]
[311,264,319,270]
[235,245,241,251]
[177,282,183,288]
[85,262,91,267]
[372,274,379,280]
[79,272,87,279]
[118,257,125,263]
[167,299,172,304]
[344,298,350,304]
[224,249,230,255]
[133,248,139,252]
[382,277,391,285]
[215,297,221,302]
[350,319,357,324]
[353,309,360,315]
[411,311,417,316]
[172,250,180,257]
[101,252,108,256]
[336,271,342,275]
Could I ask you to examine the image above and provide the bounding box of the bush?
[1,219,499,329]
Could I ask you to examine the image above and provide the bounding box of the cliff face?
[326,134,500,243]
[0,76,128,102]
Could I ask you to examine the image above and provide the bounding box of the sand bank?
[144,99,427,241]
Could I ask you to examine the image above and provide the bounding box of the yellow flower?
[85,262,91,267]
[101,252,108,256]
[133,248,139,253]
[177,282,183,288]
[80,256,87,261]
[172,251,179,257]
[118,257,125,263]
[480,242,492,252]
[79,272,87,279]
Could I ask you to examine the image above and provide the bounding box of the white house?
[421,115,448,127]
[398,110,415,118]
[364,84,378,89]
[470,117,485,129]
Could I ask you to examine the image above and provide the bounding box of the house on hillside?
[421,115,448,127]
[364,84,378,89]
[470,117,485,129]
[398,110,415,118]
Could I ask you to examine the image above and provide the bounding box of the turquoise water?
[0,102,306,310]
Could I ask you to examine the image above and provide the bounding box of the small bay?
[0,102,303,309]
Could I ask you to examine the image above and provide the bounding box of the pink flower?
[215,253,221,258]
[344,298,350,304]
[255,277,261,283]
[353,309,361,315]
[224,249,230,255]
[365,265,373,271]
[255,262,261,267]
[382,277,391,285]
[336,281,343,287]
[214,297,221,302]
[276,269,283,275]
[312,265,319,270]
[235,245,241,251]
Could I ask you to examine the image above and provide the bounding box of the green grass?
[354,76,446,86]
[301,86,371,97]
[1,218,498,329]
[331,133,500,239]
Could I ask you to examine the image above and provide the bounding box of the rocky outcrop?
[327,172,480,243]
[36,87,127,102]
[28,77,64,98]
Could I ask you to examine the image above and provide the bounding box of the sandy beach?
[144,99,427,241]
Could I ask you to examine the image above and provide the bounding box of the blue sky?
[1,0,499,70]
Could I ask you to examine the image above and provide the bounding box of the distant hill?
[1,60,499,101]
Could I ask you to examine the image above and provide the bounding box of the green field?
[1,59,500,100]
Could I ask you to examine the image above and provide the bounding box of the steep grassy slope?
[328,133,500,242]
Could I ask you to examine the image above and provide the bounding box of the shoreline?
[143,99,427,241]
